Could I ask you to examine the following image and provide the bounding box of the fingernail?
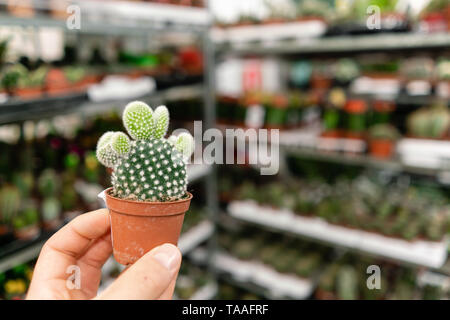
[152,244,180,275]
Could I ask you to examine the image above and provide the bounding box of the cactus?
[13,171,34,198]
[0,186,20,225]
[38,169,60,197]
[368,124,400,141]
[96,101,194,202]
[336,265,358,300]
[41,197,61,223]
[1,63,27,93]
[12,202,39,230]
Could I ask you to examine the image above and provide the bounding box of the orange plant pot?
[369,139,394,159]
[14,87,43,100]
[105,188,192,265]
[14,225,40,241]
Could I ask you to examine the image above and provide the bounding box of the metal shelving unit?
[209,22,450,299]
[227,200,449,270]
[0,84,204,125]
[0,1,219,299]
[214,31,450,55]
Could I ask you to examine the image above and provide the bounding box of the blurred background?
[0,0,449,300]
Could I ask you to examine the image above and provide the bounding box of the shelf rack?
[189,247,315,300]
[227,200,448,270]
[0,2,219,299]
[215,31,450,55]
[0,84,204,125]
[0,0,211,35]
[210,23,450,296]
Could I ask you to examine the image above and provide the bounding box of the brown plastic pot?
[105,188,192,265]
[369,139,394,159]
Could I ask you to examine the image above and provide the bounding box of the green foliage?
[336,265,358,300]
[41,197,61,222]
[13,204,39,230]
[96,101,194,201]
[1,63,27,92]
[18,66,48,88]
[13,172,34,198]
[63,66,85,83]
[0,186,20,224]
[407,104,450,138]
[368,124,400,141]
[38,169,60,197]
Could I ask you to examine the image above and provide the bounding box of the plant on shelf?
[336,265,358,300]
[436,58,450,81]
[96,101,195,265]
[63,66,86,91]
[38,169,62,230]
[334,59,360,86]
[371,99,396,125]
[407,103,450,139]
[344,99,368,140]
[286,91,305,128]
[1,63,27,94]
[264,93,288,129]
[296,0,331,22]
[15,66,48,99]
[45,67,72,96]
[321,87,346,138]
[12,202,40,241]
[367,123,400,159]
[0,186,20,237]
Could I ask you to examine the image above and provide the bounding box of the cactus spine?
[96,101,194,202]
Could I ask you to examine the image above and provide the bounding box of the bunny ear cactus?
[96,101,194,202]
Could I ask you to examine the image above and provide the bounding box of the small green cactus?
[336,265,358,300]
[41,197,61,223]
[12,203,39,230]
[368,124,400,141]
[13,172,34,198]
[38,169,60,197]
[96,101,194,202]
[0,186,20,225]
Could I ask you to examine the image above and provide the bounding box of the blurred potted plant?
[371,99,395,125]
[63,66,87,92]
[344,99,368,140]
[0,186,20,238]
[296,0,330,23]
[321,87,346,138]
[38,169,62,230]
[1,63,27,95]
[12,202,40,240]
[15,66,47,99]
[7,0,34,17]
[334,58,360,87]
[264,93,288,129]
[407,103,450,139]
[286,91,305,128]
[45,67,72,96]
[367,124,400,159]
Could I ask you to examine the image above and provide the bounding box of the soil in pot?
[105,188,193,265]
[369,139,394,159]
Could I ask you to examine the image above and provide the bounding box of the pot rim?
[105,187,193,205]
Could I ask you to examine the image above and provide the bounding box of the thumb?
[97,243,182,300]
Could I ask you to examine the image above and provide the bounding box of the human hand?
[26,209,182,300]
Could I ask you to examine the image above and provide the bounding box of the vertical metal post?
[201,5,219,297]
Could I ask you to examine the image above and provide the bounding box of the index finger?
[43,208,111,259]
